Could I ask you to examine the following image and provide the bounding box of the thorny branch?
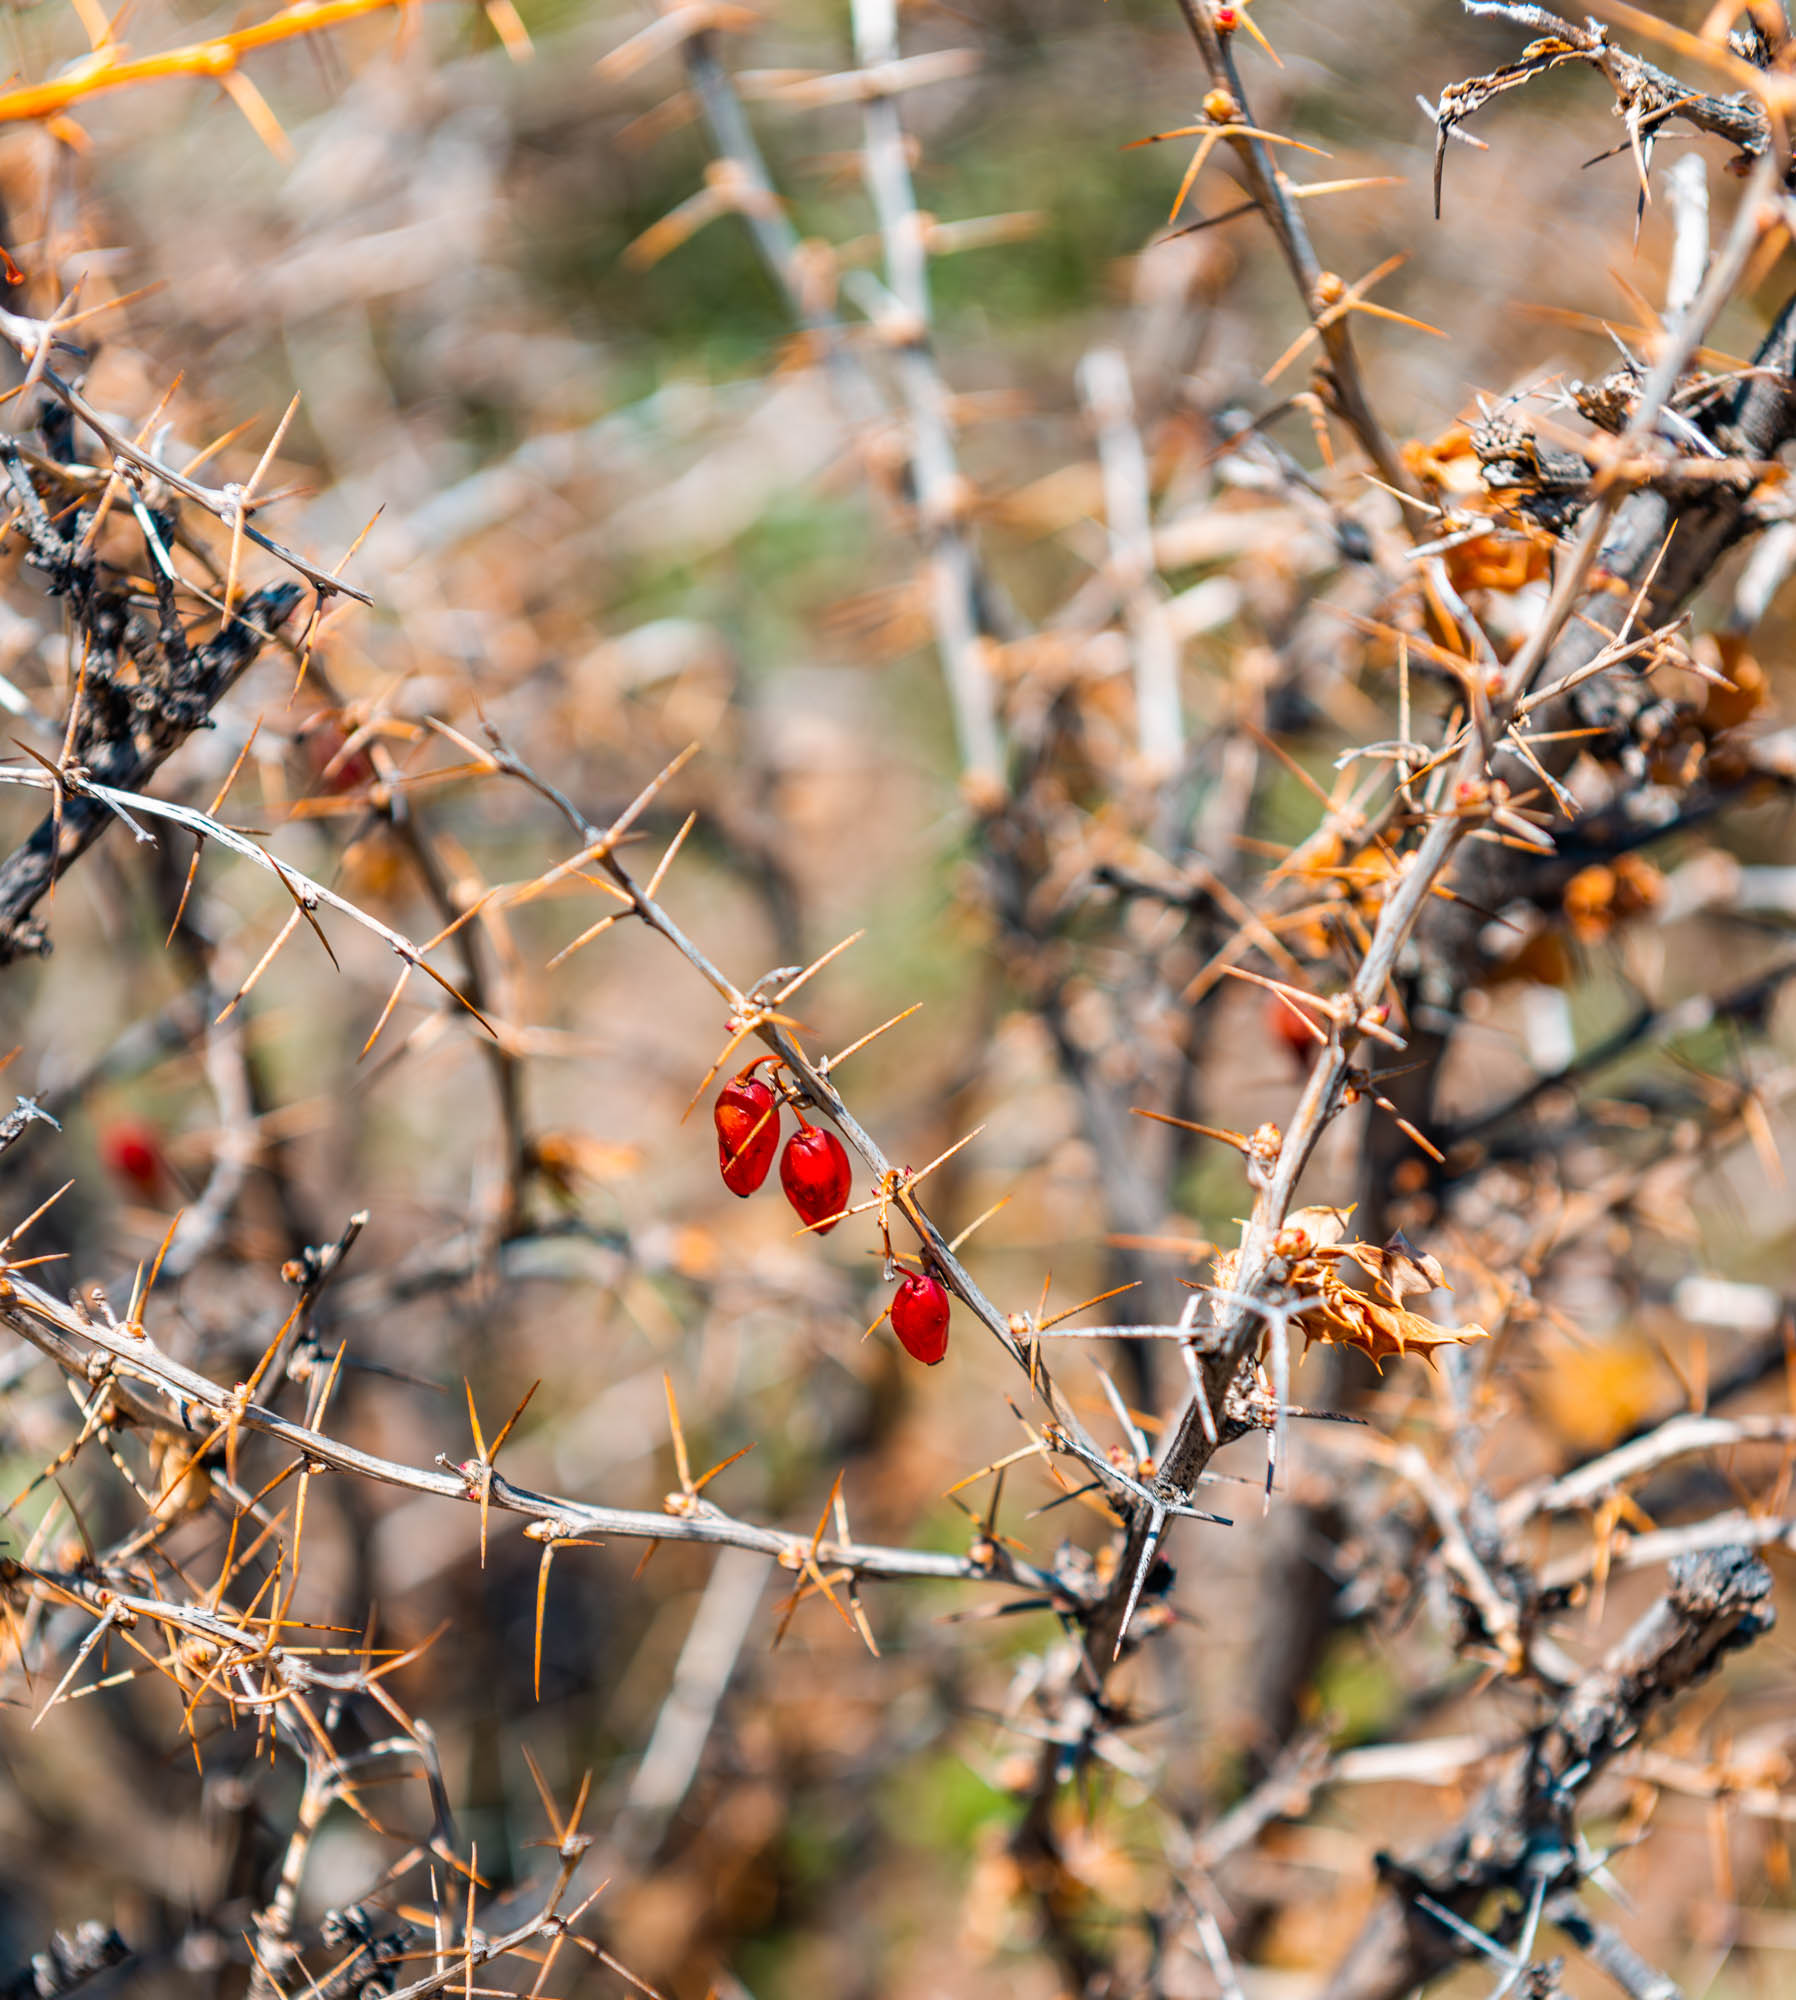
[0,1255,1059,1593]
[1324,1547,1776,2000]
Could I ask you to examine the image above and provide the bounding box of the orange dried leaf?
[531,1131,642,1194]
[1701,633,1767,733]
[1300,1283,1488,1368]
[1445,531,1551,596]
[1327,1230,1446,1302]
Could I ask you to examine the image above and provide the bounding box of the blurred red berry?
[714,1074,779,1197]
[780,1121,852,1234]
[891,1271,950,1365]
[101,1119,164,1196]
[1264,991,1319,1075]
[302,719,375,794]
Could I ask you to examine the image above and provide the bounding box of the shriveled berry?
[891,1271,951,1365]
[780,1122,852,1234]
[714,1076,779,1196]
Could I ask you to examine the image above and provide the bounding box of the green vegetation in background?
[1177,1141,1260,1260]
[878,1747,1010,1857]
[528,22,1183,387]
[1313,1629,1404,1748]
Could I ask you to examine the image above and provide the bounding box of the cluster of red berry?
[713,1061,952,1366]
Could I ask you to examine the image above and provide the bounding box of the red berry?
[891,1271,950,1365]
[302,718,375,795]
[780,1122,852,1234]
[1264,991,1319,1076]
[101,1120,164,1196]
[714,1075,779,1197]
